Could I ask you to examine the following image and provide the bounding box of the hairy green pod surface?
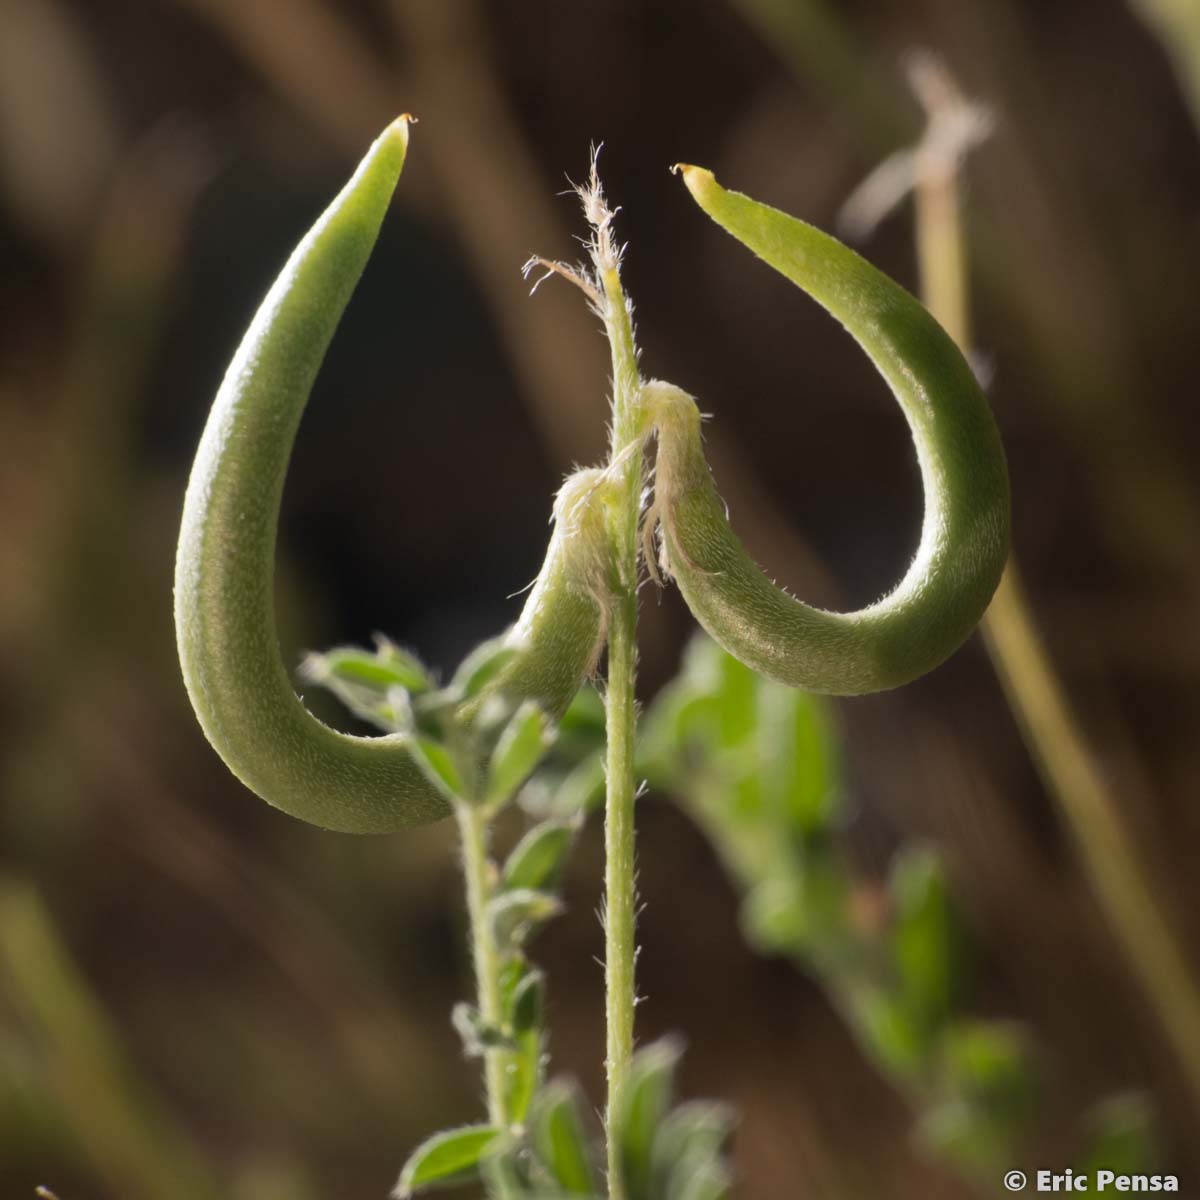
[653,168,1010,695]
[175,120,608,832]
[482,468,615,720]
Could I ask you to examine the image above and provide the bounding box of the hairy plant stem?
[600,256,644,1199]
[914,115,1200,1110]
[455,800,509,1127]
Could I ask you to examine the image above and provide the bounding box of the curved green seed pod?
[456,467,616,734]
[651,167,1010,695]
[174,120,610,833]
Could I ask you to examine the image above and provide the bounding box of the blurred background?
[2,0,1200,1197]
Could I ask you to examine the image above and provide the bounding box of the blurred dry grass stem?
[898,56,1200,1113]
[0,881,222,1200]
[0,0,120,249]
[1129,0,1200,132]
[839,53,992,246]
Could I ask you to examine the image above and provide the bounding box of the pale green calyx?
[459,467,618,734]
[645,167,1010,695]
[174,120,612,833]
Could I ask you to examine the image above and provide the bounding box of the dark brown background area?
[2,1,1199,1197]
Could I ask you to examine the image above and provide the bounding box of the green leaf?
[890,847,962,1032]
[410,738,466,802]
[938,1020,1034,1119]
[509,969,545,1034]
[521,752,606,820]
[645,637,843,871]
[484,1148,605,1200]
[1078,1093,1161,1178]
[452,637,521,699]
[487,703,556,809]
[639,637,741,783]
[506,1026,542,1126]
[756,677,840,841]
[615,1038,684,1200]
[741,856,852,962]
[372,636,434,691]
[498,956,529,1010]
[502,821,575,893]
[557,685,607,741]
[670,1157,733,1200]
[392,1124,504,1197]
[916,1099,1011,1181]
[488,889,564,948]
[531,1080,599,1196]
[638,686,718,788]
[845,985,928,1085]
[480,1148,534,1199]
[300,652,414,733]
[711,645,760,750]
[315,640,430,693]
[299,638,435,733]
[653,1100,736,1195]
[480,1151,524,1200]
[650,635,757,756]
